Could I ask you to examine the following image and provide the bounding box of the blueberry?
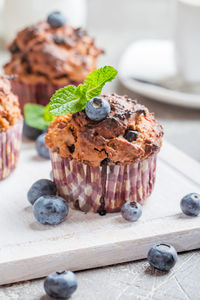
[147,244,177,272]
[33,196,68,225]
[124,130,138,142]
[27,179,57,205]
[47,12,66,28]
[35,133,50,159]
[44,270,77,299]
[85,97,110,121]
[180,193,200,216]
[121,201,142,222]
[23,121,43,140]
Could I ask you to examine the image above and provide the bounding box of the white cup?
[175,0,200,83]
[0,0,87,43]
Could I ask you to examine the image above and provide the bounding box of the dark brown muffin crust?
[4,22,103,85]
[46,94,163,167]
[0,76,21,132]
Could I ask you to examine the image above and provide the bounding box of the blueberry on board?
[121,201,142,222]
[147,244,177,272]
[124,130,138,142]
[180,193,200,216]
[85,97,111,121]
[35,133,50,159]
[23,121,43,140]
[27,179,57,205]
[33,196,68,225]
[47,11,67,28]
[44,270,77,299]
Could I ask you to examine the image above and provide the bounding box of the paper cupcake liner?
[0,119,23,180]
[50,151,157,213]
[10,80,79,113]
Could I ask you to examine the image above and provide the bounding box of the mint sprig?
[49,66,118,116]
[24,103,55,130]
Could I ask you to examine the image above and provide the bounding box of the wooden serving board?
[1,140,200,285]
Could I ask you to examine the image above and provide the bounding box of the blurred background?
[0,0,199,161]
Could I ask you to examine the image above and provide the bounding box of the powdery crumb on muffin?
[46,94,163,167]
[4,22,103,85]
[0,76,21,131]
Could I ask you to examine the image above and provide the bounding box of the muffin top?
[46,93,163,166]
[4,16,103,85]
[0,76,21,132]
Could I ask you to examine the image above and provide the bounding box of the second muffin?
[4,12,103,111]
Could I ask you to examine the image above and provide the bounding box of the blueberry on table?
[23,121,43,140]
[123,130,138,142]
[121,201,142,222]
[47,11,67,28]
[147,244,177,272]
[180,193,200,216]
[35,133,50,159]
[44,270,77,299]
[85,97,111,121]
[33,196,68,225]
[27,179,57,205]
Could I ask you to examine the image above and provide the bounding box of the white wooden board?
[0,140,200,285]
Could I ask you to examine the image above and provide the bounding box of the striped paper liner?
[10,80,80,113]
[0,119,23,180]
[50,151,157,213]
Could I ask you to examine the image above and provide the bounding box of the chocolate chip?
[136,109,146,116]
[52,35,74,47]
[9,41,19,54]
[68,144,75,153]
[98,209,107,216]
[100,158,110,166]
[57,122,67,129]
[74,27,87,38]
[124,130,138,142]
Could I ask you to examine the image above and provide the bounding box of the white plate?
[118,39,200,109]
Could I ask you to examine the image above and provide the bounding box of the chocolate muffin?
[3,12,103,111]
[0,76,22,180]
[46,93,163,213]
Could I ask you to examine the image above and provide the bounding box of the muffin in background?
[46,93,163,213]
[0,76,22,180]
[3,12,103,112]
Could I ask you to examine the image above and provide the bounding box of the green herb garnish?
[24,103,55,130]
[49,66,118,116]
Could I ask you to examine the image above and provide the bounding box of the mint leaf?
[49,85,87,116]
[49,66,118,116]
[24,104,53,130]
[84,66,118,100]
[44,104,55,123]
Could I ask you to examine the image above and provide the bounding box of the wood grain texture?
[0,140,200,285]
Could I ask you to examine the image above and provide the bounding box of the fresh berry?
[47,12,66,28]
[180,193,200,216]
[35,133,50,159]
[44,270,77,299]
[147,244,177,272]
[85,97,110,121]
[33,196,68,225]
[124,130,138,142]
[27,179,57,205]
[121,201,142,222]
[23,121,42,140]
